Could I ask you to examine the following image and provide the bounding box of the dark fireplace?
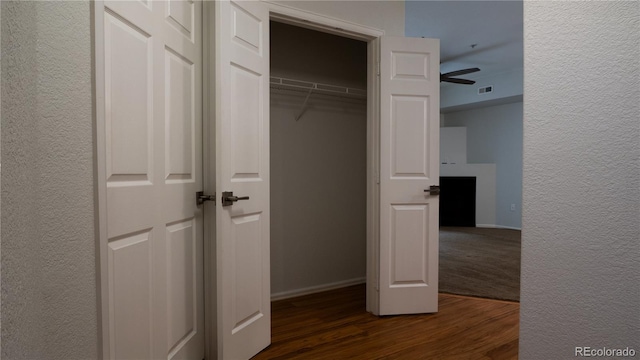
[440,176,476,227]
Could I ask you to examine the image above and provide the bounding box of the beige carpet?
[439,226,521,301]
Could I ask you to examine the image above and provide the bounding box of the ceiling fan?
[440,67,481,85]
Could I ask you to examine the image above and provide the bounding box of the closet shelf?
[269,77,366,98]
[270,77,366,121]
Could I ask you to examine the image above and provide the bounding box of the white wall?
[1,1,98,359]
[443,102,523,229]
[270,22,367,297]
[440,127,467,165]
[520,2,639,358]
[271,0,405,36]
[441,68,523,112]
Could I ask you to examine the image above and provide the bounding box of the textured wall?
[1,2,98,359]
[520,2,639,358]
[444,102,523,229]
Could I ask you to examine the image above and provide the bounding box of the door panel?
[98,1,203,359]
[390,205,430,285]
[165,48,195,181]
[231,213,264,330]
[166,220,197,357]
[391,96,430,177]
[104,10,152,183]
[230,65,262,177]
[379,36,439,315]
[215,0,271,359]
[107,232,152,360]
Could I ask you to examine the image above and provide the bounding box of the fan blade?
[441,67,481,78]
[441,77,476,85]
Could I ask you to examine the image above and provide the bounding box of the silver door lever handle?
[196,191,216,205]
[424,185,441,195]
[222,191,250,206]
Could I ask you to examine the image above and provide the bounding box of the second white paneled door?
[378,36,440,315]
[214,0,272,359]
[97,1,203,359]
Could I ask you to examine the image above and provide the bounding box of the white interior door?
[378,36,440,315]
[214,0,271,359]
[97,1,203,358]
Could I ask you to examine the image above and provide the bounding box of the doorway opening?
[269,21,369,305]
[438,105,523,302]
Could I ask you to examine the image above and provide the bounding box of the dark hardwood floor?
[253,284,519,360]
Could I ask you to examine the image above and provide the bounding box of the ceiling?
[405,1,523,84]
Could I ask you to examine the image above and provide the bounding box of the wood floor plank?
[254,285,519,359]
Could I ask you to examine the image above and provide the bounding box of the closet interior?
[270,22,368,299]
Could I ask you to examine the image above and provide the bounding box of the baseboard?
[476,224,522,231]
[271,277,366,301]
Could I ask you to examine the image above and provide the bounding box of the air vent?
[478,85,493,95]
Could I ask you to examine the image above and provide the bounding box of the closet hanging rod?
[269,76,366,98]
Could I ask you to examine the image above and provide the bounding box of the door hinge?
[196,191,215,205]
[376,61,380,76]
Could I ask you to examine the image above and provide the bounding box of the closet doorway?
[269,21,369,302]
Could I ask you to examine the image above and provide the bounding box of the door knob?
[424,185,441,195]
[222,191,250,206]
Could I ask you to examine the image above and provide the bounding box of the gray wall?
[1,2,98,359]
[520,2,639,358]
[443,102,523,229]
[270,22,367,297]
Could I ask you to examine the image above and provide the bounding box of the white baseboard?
[271,277,366,301]
[476,224,522,231]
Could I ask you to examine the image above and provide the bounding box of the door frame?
[202,1,386,357]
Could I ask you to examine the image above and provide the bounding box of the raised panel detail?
[391,51,430,80]
[105,11,152,184]
[231,3,261,54]
[166,220,197,357]
[390,205,430,287]
[167,0,194,40]
[231,213,263,333]
[108,231,152,360]
[391,96,429,178]
[231,64,262,180]
[165,47,194,182]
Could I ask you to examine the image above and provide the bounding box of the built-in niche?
[440,126,496,227]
